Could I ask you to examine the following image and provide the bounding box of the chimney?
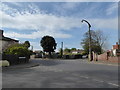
[0,30,3,39]
[0,30,3,36]
[116,42,118,45]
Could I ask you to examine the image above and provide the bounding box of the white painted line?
[78,75,119,87]
[108,82,119,87]
[92,79,118,87]
[92,79,104,83]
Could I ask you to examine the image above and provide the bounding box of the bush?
[3,44,31,65]
[4,44,31,57]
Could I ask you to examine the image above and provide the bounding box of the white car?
[82,55,88,58]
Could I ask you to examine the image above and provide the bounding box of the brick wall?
[97,52,120,63]
[108,56,120,63]
[97,52,108,61]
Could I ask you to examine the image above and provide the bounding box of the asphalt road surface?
[2,59,119,88]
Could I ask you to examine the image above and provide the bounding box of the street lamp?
[81,19,93,61]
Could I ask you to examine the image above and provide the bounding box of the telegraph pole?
[61,42,63,58]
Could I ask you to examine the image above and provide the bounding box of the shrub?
[4,44,31,57]
[3,44,31,65]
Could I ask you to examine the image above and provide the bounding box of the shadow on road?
[30,59,65,66]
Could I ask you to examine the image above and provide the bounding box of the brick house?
[111,42,120,56]
[0,30,19,54]
[96,42,120,62]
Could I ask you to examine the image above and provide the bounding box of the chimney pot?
[0,30,3,37]
[116,42,118,45]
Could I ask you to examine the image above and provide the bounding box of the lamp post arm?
[81,19,91,28]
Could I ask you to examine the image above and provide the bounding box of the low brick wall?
[108,56,120,63]
[97,53,120,63]
[98,52,108,61]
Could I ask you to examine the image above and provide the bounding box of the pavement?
[2,59,119,88]
[90,60,119,66]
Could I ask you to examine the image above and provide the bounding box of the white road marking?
[77,75,118,87]
[108,82,119,87]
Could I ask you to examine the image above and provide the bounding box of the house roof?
[0,30,19,42]
[1,36,19,42]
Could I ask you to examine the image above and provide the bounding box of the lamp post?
[81,19,92,61]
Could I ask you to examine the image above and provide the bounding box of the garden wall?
[96,52,120,63]
[2,54,30,65]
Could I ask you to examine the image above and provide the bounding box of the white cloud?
[1,11,82,31]
[106,3,118,15]
[4,31,72,39]
[63,2,78,9]
[54,2,78,11]
[89,18,118,30]
[1,2,118,40]
[7,2,23,7]
[1,3,82,39]
[1,12,80,38]
[29,41,42,51]
[1,0,119,2]
[53,2,80,16]
[1,2,118,51]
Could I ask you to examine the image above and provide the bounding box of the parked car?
[82,55,88,59]
[35,53,42,58]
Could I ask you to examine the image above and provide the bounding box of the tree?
[24,41,30,48]
[71,48,77,51]
[93,30,108,50]
[64,48,71,54]
[81,30,107,54]
[40,36,57,57]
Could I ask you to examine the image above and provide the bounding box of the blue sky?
[0,2,118,51]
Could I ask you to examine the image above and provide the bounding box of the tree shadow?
[30,59,65,66]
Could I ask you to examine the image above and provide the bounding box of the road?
[2,59,119,88]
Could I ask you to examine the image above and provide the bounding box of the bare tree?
[81,30,108,54]
[93,30,108,50]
